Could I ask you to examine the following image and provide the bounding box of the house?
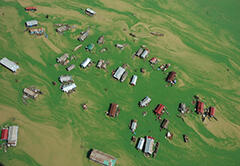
[56,25,71,33]
[59,75,72,83]
[140,48,149,59]
[113,66,125,80]
[29,27,44,35]
[108,103,120,118]
[130,120,137,133]
[130,75,138,86]
[78,30,89,41]
[25,7,37,11]
[161,119,169,130]
[96,60,104,68]
[89,149,117,166]
[139,96,151,107]
[1,128,8,140]
[97,36,104,44]
[154,104,165,116]
[196,101,204,114]
[209,107,215,117]
[144,136,154,155]
[23,88,39,99]
[120,71,128,82]
[0,57,19,72]
[86,43,95,51]
[8,126,19,146]
[61,83,77,93]
[137,137,145,151]
[85,8,96,16]
[80,58,91,68]
[149,57,157,64]
[178,103,187,114]
[166,71,176,83]
[135,48,144,57]
[66,64,75,71]
[25,20,38,27]
[57,53,69,64]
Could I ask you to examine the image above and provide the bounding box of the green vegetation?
[0,0,239,165]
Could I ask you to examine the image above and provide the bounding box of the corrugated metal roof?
[81,58,91,68]
[139,96,151,107]
[130,75,138,85]
[137,137,145,150]
[86,8,96,15]
[1,128,8,140]
[113,67,125,80]
[8,126,18,146]
[89,149,116,166]
[25,20,38,27]
[144,136,154,154]
[0,57,19,72]
[61,83,77,93]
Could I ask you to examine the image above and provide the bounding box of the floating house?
[29,27,44,35]
[25,20,38,27]
[1,128,8,140]
[80,58,91,68]
[23,88,39,99]
[120,71,128,82]
[161,119,169,130]
[59,75,72,83]
[25,7,37,11]
[86,43,95,51]
[61,83,77,93]
[197,101,204,114]
[137,137,145,151]
[154,104,165,116]
[8,126,19,146]
[139,96,151,107]
[130,120,137,133]
[130,75,138,86]
[209,107,215,117]
[56,25,71,33]
[85,8,96,16]
[89,149,117,166]
[66,64,75,71]
[97,36,104,44]
[144,136,154,155]
[113,66,125,80]
[57,53,69,64]
[166,71,176,83]
[0,57,19,72]
[108,103,120,118]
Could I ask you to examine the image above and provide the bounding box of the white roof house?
[80,58,91,68]
[140,49,149,59]
[25,20,38,27]
[130,75,138,86]
[130,120,137,132]
[61,83,77,93]
[135,48,144,57]
[137,137,145,151]
[8,126,19,146]
[139,96,151,107]
[0,57,19,72]
[85,8,96,16]
[144,136,154,155]
[113,66,125,80]
[59,75,72,83]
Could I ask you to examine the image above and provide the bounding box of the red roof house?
[197,101,204,114]
[1,128,8,140]
[166,71,176,83]
[25,7,37,11]
[154,104,165,115]
[149,57,157,64]
[108,103,120,118]
[209,107,215,117]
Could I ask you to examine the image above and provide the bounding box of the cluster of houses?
[1,126,19,151]
[136,136,159,157]
[59,75,77,93]
[135,46,149,59]
[56,24,71,33]
[23,87,42,100]
[196,100,217,121]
